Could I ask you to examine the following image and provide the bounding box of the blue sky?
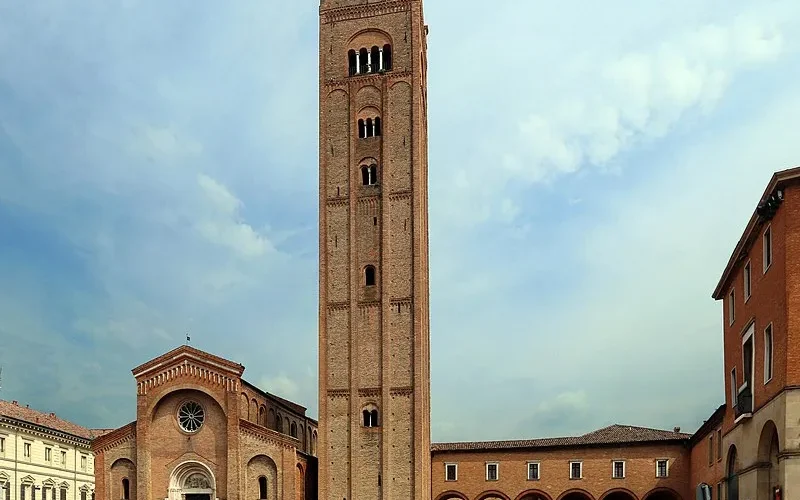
[0,0,798,442]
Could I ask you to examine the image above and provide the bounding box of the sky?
[0,0,798,443]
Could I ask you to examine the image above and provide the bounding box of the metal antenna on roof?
[186,332,191,345]
[0,365,4,393]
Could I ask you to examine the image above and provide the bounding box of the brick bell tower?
[317,1,430,500]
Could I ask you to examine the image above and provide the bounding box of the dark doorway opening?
[185,494,210,500]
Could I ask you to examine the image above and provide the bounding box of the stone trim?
[324,71,413,87]
[327,389,350,398]
[136,359,241,396]
[320,0,411,24]
[91,423,136,454]
[390,387,414,396]
[0,417,91,447]
[388,190,413,200]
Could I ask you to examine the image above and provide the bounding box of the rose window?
[178,401,205,433]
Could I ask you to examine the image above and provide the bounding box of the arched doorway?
[516,490,553,500]
[601,490,637,500]
[757,421,780,500]
[726,446,739,500]
[168,461,217,500]
[642,489,680,500]
[558,490,594,500]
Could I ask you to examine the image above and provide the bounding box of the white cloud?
[257,374,300,400]
[510,17,783,186]
[196,173,274,258]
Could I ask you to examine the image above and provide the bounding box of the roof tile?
[0,400,93,440]
[430,424,692,452]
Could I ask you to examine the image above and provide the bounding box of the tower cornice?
[320,0,412,24]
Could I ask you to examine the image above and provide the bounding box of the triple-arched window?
[349,45,393,76]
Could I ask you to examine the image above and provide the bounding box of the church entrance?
[168,461,216,500]
[185,494,211,500]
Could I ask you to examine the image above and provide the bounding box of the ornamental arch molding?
[433,491,467,500]
[167,461,217,500]
[556,489,595,500]
[477,490,512,500]
[515,490,554,500]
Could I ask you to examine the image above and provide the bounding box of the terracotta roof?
[241,380,307,415]
[430,424,692,452]
[0,399,93,441]
[712,166,800,299]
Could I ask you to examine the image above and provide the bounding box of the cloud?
[256,374,300,401]
[196,173,274,258]
[433,6,788,226]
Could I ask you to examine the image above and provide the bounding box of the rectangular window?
[61,490,67,500]
[612,460,625,478]
[570,461,582,479]
[20,485,26,500]
[81,455,87,470]
[765,324,774,383]
[445,463,457,482]
[24,442,31,458]
[527,462,540,480]
[717,483,722,500]
[45,447,52,462]
[708,436,714,466]
[764,227,772,272]
[744,262,752,300]
[728,290,735,325]
[656,459,669,478]
[61,451,67,466]
[485,463,498,481]
[717,429,722,461]
[0,437,4,454]
[81,492,86,500]
[730,368,737,407]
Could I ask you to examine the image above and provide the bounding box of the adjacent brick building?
[91,346,317,500]
[708,167,800,500]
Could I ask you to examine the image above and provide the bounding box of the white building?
[0,400,101,500]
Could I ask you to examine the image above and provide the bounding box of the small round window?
[177,401,205,433]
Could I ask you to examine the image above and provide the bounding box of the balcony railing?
[735,383,753,419]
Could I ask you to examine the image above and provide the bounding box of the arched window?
[358,119,366,139]
[374,117,382,137]
[364,266,376,286]
[290,422,298,438]
[258,477,267,500]
[362,408,380,427]
[361,164,378,186]
[348,50,357,76]
[276,414,283,432]
[370,46,380,72]
[122,479,129,500]
[365,118,374,138]
[382,45,392,71]
[359,48,369,74]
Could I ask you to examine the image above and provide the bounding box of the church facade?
[91,347,317,500]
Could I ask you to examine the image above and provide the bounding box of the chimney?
[50,413,56,418]
[674,426,681,433]
[12,400,18,405]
